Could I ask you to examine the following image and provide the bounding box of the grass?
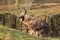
[0,3,60,17]
[0,3,60,40]
[0,25,46,40]
[0,25,34,40]
[0,25,60,40]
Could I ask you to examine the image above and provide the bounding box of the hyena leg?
[29,29,36,35]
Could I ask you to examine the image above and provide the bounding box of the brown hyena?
[19,14,50,37]
[28,17,50,37]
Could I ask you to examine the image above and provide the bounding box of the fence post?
[20,20,23,32]
[45,16,50,24]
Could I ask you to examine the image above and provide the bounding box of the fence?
[0,13,60,36]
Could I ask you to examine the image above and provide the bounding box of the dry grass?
[0,3,60,16]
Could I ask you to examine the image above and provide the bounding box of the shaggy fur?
[19,15,50,37]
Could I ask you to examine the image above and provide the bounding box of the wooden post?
[45,16,49,24]
[20,20,23,31]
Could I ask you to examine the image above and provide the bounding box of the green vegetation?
[0,25,60,40]
[0,0,60,40]
[0,25,40,40]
